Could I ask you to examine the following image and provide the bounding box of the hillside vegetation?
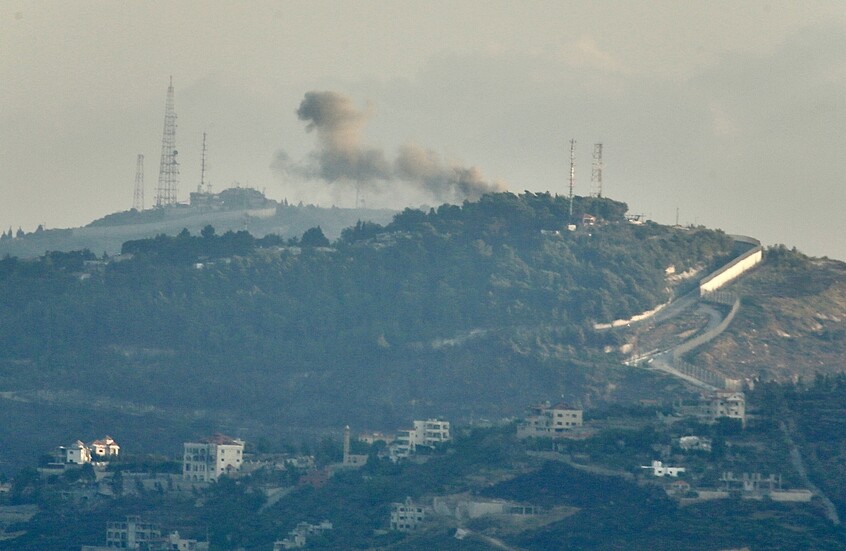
[0,193,734,470]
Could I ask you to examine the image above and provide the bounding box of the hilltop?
[0,187,395,259]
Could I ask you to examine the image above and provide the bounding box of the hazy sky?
[2,1,845,258]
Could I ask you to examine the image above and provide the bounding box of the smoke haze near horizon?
[2,2,846,259]
[273,90,504,204]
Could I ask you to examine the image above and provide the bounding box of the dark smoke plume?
[296,91,391,183]
[273,91,505,202]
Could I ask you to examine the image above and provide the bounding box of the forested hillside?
[0,193,734,471]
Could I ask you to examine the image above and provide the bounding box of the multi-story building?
[106,516,161,549]
[390,497,425,532]
[82,516,208,550]
[517,402,583,439]
[182,433,245,482]
[390,419,451,460]
[66,440,92,464]
[679,392,746,428]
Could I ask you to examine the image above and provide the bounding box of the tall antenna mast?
[155,76,179,207]
[132,154,145,211]
[568,139,576,219]
[198,132,208,193]
[591,143,603,198]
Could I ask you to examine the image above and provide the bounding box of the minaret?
[343,425,351,465]
[155,77,179,207]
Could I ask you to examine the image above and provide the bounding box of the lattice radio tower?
[155,77,179,207]
[132,154,145,211]
[198,132,209,193]
[568,139,576,219]
[591,143,604,198]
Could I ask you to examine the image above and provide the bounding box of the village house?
[182,433,245,482]
[390,419,451,460]
[678,392,746,427]
[642,460,686,477]
[516,402,583,439]
[81,516,208,550]
[390,497,425,532]
[89,436,120,458]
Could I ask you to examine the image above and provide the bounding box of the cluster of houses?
[51,436,120,466]
[36,390,771,545]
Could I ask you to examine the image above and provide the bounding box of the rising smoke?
[273,91,505,203]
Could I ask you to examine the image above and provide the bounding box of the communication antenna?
[132,154,145,211]
[155,76,179,207]
[198,132,208,193]
[591,143,603,198]
[568,139,576,219]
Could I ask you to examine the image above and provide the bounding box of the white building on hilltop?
[390,419,451,460]
[182,433,245,482]
[517,402,583,439]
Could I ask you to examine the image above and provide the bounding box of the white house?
[517,402,583,439]
[642,460,686,477]
[66,440,92,465]
[182,433,245,482]
[390,497,425,532]
[390,419,451,460]
[90,436,120,458]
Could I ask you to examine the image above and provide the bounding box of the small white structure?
[517,402,583,439]
[182,433,245,482]
[390,497,425,532]
[390,419,451,460]
[642,460,686,477]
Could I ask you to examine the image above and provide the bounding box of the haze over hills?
[1,190,844,477]
[1,191,846,550]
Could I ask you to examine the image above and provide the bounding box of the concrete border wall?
[699,236,763,295]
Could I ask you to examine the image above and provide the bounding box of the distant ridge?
[0,187,395,258]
